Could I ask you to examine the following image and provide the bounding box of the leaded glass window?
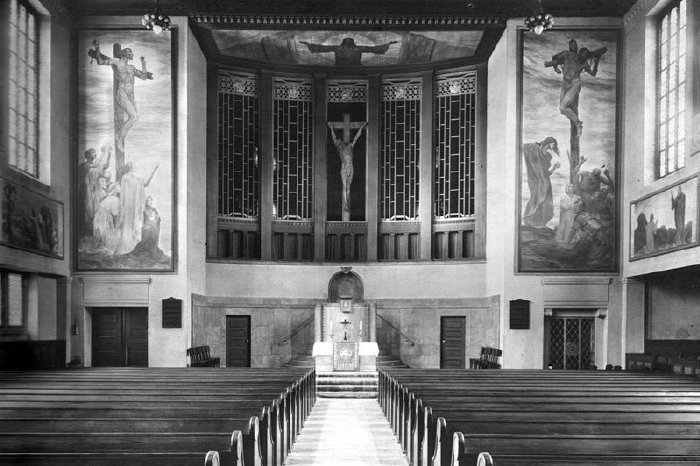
[381,78,421,221]
[273,78,314,220]
[434,71,476,218]
[658,0,687,178]
[0,271,25,328]
[7,0,40,178]
[218,71,259,218]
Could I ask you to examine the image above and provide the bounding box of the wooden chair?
[186,345,220,367]
[469,347,502,369]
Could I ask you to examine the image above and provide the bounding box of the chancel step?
[317,371,378,398]
[377,352,410,368]
[284,354,315,368]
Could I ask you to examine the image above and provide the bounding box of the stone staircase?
[284,354,315,368]
[376,351,410,369]
[285,351,408,398]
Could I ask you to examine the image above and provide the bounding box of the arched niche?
[328,267,363,303]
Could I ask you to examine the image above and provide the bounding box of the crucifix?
[339,318,352,341]
[327,114,367,222]
[88,40,153,182]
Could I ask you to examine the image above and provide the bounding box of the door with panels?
[92,308,148,367]
[226,315,251,367]
[440,316,466,368]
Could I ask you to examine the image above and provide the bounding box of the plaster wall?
[206,262,488,300]
[647,270,700,340]
[37,277,58,340]
[622,0,700,279]
[484,18,624,369]
[192,295,316,367]
[70,16,208,367]
[375,296,500,368]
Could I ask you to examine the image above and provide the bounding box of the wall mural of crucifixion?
[77,29,175,271]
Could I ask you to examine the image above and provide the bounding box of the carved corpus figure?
[327,116,367,221]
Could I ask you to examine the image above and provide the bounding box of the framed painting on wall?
[517,28,620,273]
[630,175,698,261]
[690,0,700,157]
[1,177,64,259]
[76,28,176,271]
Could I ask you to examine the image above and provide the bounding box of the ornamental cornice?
[623,0,653,32]
[190,14,506,30]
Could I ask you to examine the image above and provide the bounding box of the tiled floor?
[285,398,408,466]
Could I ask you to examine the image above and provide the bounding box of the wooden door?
[226,315,251,367]
[125,309,149,366]
[92,308,148,367]
[440,316,466,368]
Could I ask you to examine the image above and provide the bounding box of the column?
[369,303,377,342]
[58,277,73,365]
[622,278,646,366]
[314,304,322,342]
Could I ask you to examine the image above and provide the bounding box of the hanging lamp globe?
[142,1,171,34]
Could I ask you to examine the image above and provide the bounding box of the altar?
[312,268,378,372]
[312,300,379,372]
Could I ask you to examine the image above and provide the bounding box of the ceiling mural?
[210,30,484,66]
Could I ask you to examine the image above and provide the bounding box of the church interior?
[1,0,700,463]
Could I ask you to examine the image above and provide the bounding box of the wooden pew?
[378,368,700,466]
[0,367,316,466]
[379,370,700,464]
[452,432,700,466]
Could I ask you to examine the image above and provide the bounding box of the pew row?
[378,368,700,466]
[0,367,316,466]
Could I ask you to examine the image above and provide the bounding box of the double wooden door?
[92,308,148,367]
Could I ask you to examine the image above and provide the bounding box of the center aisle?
[285,398,409,466]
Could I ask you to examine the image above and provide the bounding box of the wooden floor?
[285,399,408,466]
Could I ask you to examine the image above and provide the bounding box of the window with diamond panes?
[273,78,313,220]
[218,72,259,218]
[1,271,25,328]
[658,0,687,178]
[381,79,420,221]
[8,0,40,178]
[434,71,476,218]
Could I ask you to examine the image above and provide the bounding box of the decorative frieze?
[191,14,505,30]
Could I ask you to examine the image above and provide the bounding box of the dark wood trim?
[419,70,434,260]
[312,75,328,261]
[365,75,380,261]
[259,71,274,260]
[206,65,219,258]
[474,62,487,259]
